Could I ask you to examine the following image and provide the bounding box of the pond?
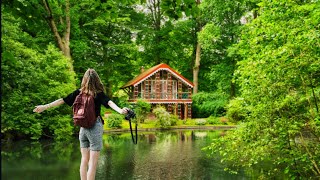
[2,130,257,180]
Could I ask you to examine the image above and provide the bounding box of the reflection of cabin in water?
[121,63,194,119]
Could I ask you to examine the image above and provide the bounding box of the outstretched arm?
[108,100,128,114]
[33,98,65,113]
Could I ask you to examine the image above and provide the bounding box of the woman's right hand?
[33,105,47,113]
[121,107,130,114]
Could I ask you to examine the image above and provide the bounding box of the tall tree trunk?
[193,43,201,94]
[148,0,161,64]
[43,0,72,60]
[193,0,201,94]
[230,80,236,98]
[63,0,71,59]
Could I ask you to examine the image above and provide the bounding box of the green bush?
[207,116,229,125]
[207,116,221,125]
[107,114,123,128]
[195,119,207,125]
[192,92,228,118]
[153,106,171,128]
[135,99,151,123]
[226,97,248,122]
[170,114,179,126]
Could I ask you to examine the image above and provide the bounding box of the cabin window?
[141,80,155,99]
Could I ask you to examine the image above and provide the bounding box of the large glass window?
[160,79,177,99]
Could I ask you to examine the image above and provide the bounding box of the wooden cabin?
[121,63,194,119]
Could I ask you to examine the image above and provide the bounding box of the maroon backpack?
[72,93,96,128]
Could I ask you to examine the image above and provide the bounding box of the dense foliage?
[207,116,228,125]
[206,0,320,178]
[153,106,177,128]
[2,0,237,140]
[192,92,228,118]
[2,0,319,178]
[106,114,124,128]
[2,10,76,140]
[134,99,151,123]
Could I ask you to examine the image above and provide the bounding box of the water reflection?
[2,130,250,180]
[2,140,81,180]
[98,130,249,180]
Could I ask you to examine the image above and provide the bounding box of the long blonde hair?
[80,68,105,96]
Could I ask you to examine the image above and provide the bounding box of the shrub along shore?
[103,117,236,133]
[104,124,237,133]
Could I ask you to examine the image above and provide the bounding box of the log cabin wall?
[187,104,192,119]
[168,103,172,114]
[177,104,181,119]
[155,72,160,99]
[134,86,138,99]
[167,72,172,99]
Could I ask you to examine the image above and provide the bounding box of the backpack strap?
[98,115,105,124]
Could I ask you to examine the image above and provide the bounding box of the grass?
[103,117,236,130]
[104,119,158,130]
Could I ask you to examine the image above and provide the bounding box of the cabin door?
[181,104,185,119]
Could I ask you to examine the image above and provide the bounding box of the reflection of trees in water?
[95,130,242,179]
[2,141,43,161]
[148,134,156,143]
[2,139,80,180]
[129,130,222,179]
[101,134,136,180]
[2,140,77,163]
[2,129,253,179]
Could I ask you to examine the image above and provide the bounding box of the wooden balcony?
[128,92,192,104]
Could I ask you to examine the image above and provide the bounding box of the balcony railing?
[130,92,190,100]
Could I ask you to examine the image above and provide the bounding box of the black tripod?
[125,109,138,144]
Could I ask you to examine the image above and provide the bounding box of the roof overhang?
[134,67,193,88]
[121,63,194,89]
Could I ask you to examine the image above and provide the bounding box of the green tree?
[207,0,320,178]
[162,0,201,94]
[2,10,76,140]
[70,0,141,97]
[3,0,74,60]
[135,0,196,77]
[198,0,247,98]
[3,0,140,97]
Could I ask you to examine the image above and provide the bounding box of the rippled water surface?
[2,130,254,180]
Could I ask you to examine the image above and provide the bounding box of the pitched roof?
[121,63,194,88]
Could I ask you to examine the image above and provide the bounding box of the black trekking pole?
[125,109,137,144]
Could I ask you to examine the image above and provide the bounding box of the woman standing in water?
[34,68,128,180]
